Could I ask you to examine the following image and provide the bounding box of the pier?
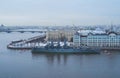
[90,46,120,51]
[7,38,120,51]
[101,47,120,51]
[7,34,46,49]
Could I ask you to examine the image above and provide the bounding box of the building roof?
[77,30,106,35]
[76,30,120,37]
[108,31,118,35]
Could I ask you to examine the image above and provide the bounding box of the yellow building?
[47,30,75,42]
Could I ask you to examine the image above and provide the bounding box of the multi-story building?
[47,30,75,42]
[73,30,120,48]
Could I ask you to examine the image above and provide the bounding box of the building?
[47,30,75,42]
[73,30,120,48]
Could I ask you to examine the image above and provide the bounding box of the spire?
[110,23,113,31]
[110,22,113,32]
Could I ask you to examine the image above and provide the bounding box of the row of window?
[74,37,120,40]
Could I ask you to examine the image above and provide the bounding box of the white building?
[73,30,120,48]
[47,30,75,41]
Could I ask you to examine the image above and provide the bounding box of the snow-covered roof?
[78,30,92,35]
[77,30,106,35]
[91,30,105,34]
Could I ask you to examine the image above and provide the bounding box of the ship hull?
[32,48,100,54]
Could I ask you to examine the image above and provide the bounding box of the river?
[0,32,120,78]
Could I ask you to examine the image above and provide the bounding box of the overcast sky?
[0,0,120,26]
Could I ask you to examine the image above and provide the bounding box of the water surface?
[0,32,120,78]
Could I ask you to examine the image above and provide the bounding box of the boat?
[31,41,100,54]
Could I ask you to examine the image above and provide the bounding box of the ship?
[31,41,100,54]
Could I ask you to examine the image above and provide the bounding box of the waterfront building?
[47,30,75,42]
[73,30,120,48]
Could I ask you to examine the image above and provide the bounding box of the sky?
[0,0,120,26]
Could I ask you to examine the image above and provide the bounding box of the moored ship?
[31,41,100,54]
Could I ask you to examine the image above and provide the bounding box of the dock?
[7,34,46,50]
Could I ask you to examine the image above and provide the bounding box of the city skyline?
[0,0,120,26]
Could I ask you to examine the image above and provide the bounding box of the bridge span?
[2,29,47,33]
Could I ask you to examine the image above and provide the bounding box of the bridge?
[2,29,47,33]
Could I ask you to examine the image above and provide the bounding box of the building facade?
[73,31,120,48]
[47,30,75,42]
